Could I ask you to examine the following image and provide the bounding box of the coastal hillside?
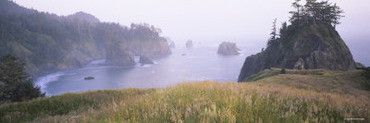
[1,69,369,122]
[238,0,355,82]
[0,0,171,77]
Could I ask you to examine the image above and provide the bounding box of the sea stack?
[238,24,356,82]
[217,42,240,55]
[186,40,193,48]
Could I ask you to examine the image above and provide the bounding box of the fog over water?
[36,46,249,96]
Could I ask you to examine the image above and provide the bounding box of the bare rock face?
[140,55,154,64]
[238,24,356,82]
[294,58,305,70]
[186,40,193,48]
[355,62,366,69]
[217,42,240,55]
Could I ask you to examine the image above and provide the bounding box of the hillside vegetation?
[0,0,170,77]
[1,69,369,122]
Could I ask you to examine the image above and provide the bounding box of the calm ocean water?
[35,46,251,96]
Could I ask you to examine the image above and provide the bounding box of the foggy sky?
[11,0,370,65]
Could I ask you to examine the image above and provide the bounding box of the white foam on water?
[34,72,65,95]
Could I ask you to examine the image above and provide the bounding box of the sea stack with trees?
[238,0,355,82]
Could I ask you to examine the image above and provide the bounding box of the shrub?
[364,67,370,79]
[0,54,44,102]
[280,68,286,74]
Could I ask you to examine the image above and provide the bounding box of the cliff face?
[238,24,356,82]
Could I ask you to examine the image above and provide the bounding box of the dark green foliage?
[0,0,166,76]
[267,19,279,48]
[0,54,44,102]
[280,68,286,74]
[289,0,344,28]
[364,67,370,79]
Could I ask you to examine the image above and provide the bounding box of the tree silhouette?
[0,54,44,102]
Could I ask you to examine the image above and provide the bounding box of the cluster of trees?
[0,55,44,102]
[290,0,344,28]
[0,0,165,76]
[266,0,344,49]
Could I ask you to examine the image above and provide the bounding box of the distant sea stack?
[186,40,193,48]
[217,42,240,55]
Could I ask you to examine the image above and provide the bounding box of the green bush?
[280,68,286,74]
[0,54,44,102]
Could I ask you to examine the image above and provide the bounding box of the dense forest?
[0,0,171,77]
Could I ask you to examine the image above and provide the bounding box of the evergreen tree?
[0,54,44,102]
[267,19,278,48]
[288,0,344,28]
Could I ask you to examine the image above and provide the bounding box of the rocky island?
[186,40,193,48]
[238,0,355,82]
[217,42,240,55]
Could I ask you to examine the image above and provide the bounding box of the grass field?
[1,69,369,122]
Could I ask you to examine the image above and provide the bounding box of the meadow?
[1,69,369,122]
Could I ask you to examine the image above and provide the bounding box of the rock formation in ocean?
[217,42,240,55]
[186,40,193,48]
[238,24,356,82]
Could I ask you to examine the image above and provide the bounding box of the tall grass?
[96,82,369,122]
[1,70,369,122]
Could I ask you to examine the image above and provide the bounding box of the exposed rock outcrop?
[355,62,366,69]
[238,24,356,82]
[140,55,154,64]
[217,42,240,55]
[84,76,95,80]
[186,40,193,48]
[293,58,305,70]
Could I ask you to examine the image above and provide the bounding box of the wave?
[34,72,65,96]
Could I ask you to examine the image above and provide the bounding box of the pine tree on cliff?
[267,19,278,48]
[0,54,44,102]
